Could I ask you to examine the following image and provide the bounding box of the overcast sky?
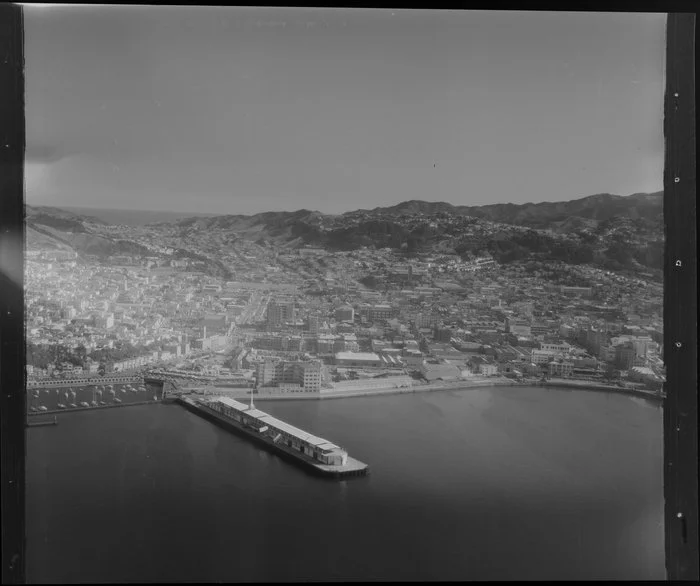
[24,7,665,215]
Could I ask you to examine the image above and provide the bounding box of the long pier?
[177,396,369,479]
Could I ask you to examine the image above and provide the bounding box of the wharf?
[27,399,161,416]
[177,397,369,479]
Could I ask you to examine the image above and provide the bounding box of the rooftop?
[335,351,381,361]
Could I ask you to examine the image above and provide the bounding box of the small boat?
[90,401,98,407]
[38,406,48,411]
[99,401,107,406]
[114,398,122,404]
[69,403,77,408]
[57,403,66,409]
[30,407,38,412]
[80,401,90,408]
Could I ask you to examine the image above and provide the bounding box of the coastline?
[190,377,664,403]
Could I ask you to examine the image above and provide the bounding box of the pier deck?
[178,396,369,479]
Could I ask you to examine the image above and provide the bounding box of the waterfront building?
[256,359,323,392]
[548,360,574,377]
[420,362,461,381]
[478,363,499,376]
[615,342,637,370]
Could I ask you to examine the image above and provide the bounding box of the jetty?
[177,395,368,479]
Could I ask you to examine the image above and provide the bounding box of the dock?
[177,396,369,479]
[27,399,161,416]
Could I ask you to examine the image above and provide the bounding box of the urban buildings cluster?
[25,236,665,395]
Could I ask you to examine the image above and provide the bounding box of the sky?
[24,7,666,215]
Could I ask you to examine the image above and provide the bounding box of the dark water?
[26,387,665,582]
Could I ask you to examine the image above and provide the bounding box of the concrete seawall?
[186,377,663,403]
[540,380,664,401]
[201,378,519,401]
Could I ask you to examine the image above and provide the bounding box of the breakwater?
[539,379,664,402]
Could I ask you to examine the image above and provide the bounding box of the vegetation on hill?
[25,190,663,278]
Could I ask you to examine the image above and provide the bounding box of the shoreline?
[187,377,664,403]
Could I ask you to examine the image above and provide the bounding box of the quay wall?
[183,376,663,403]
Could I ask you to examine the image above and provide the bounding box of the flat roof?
[257,414,340,449]
[335,351,381,361]
[211,397,342,450]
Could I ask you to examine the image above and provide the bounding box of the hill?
[362,192,662,232]
[24,191,663,277]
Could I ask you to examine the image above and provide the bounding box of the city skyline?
[24,7,665,215]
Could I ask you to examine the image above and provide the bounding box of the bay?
[26,386,665,582]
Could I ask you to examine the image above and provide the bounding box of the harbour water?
[26,386,665,582]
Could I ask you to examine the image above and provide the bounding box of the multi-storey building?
[506,318,531,337]
[530,349,558,364]
[306,315,321,334]
[267,299,296,327]
[359,304,397,322]
[256,359,323,392]
[334,305,355,322]
[548,360,574,376]
[540,341,571,354]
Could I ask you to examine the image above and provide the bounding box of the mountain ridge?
[24,191,663,277]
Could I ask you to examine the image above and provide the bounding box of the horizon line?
[24,189,664,218]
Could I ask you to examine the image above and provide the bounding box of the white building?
[334,352,383,368]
